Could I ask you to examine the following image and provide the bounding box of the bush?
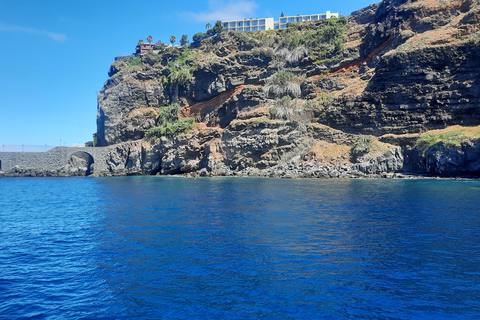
[265,70,301,98]
[350,135,375,156]
[280,18,347,62]
[128,56,142,68]
[274,46,308,65]
[145,104,195,140]
[168,64,193,84]
[269,97,308,122]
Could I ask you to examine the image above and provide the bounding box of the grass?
[127,56,142,68]
[414,125,480,150]
[415,131,469,149]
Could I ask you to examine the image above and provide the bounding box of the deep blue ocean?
[1,177,479,319]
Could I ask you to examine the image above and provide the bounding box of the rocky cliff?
[92,0,480,178]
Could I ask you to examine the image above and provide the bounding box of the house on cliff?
[135,43,154,54]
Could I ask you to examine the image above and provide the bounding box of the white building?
[276,11,339,29]
[221,11,339,32]
[222,18,275,32]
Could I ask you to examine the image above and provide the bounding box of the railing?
[0,144,57,152]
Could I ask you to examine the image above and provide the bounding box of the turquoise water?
[1,177,479,319]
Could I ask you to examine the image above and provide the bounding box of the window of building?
[244,27,250,31]
[259,19,265,25]
[288,17,294,22]
[252,20,258,26]
[223,23,228,27]
[238,21,243,26]
[237,27,243,31]
[312,15,318,20]
[260,26,265,30]
[280,18,287,23]
[252,26,258,31]
[296,17,302,22]
[229,22,236,27]
[244,21,250,26]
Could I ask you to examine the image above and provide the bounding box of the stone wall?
[0,146,111,174]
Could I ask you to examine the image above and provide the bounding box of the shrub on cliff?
[280,17,346,62]
[350,135,375,162]
[265,70,301,98]
[145,104,195,140]
[127,56,142,68]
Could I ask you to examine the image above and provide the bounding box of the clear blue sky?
[0,0,375,147]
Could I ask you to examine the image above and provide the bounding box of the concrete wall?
[0,146,111,174]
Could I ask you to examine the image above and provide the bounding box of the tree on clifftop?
[138,39,144,45]
[170,36,176,46]
[146,35,153,44]
[213,20,224,35]
[206,23,212,29]
[180,34,189,46]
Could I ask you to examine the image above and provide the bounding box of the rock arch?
[69,151,95,176]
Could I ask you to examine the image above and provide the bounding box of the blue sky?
[0,0,375,147]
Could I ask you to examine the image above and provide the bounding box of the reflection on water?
[1,177,480,319]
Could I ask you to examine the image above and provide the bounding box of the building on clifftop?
[221,11,338,32]
[135,43,154,54]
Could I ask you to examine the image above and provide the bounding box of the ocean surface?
[0,177,479,319]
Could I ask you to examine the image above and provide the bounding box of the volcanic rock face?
[94,0,480,178]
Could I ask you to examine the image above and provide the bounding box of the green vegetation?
[415,131,469,150]
[166,48,199,84]
[350,135,375,156]
[128,56,142,68]
[145,104,195,140]
[168,64,194,84]
[236,48,274,60]
[265,70,301,98]
[180,34,189,46]
[193,32,208,42]
[269,96,294,119]
[280,17,347,62]
[146,35,153,44]
[170,36,176,45]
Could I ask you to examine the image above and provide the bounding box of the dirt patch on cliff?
[302,141,351,165]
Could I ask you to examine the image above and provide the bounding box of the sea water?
[0,177,479,319]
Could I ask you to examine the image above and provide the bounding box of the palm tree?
[206,23,212,29]
[170,35,176,46]
[146,35,153,44]
[138,39,144,45]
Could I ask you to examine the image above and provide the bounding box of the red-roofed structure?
[135,43,154,54]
